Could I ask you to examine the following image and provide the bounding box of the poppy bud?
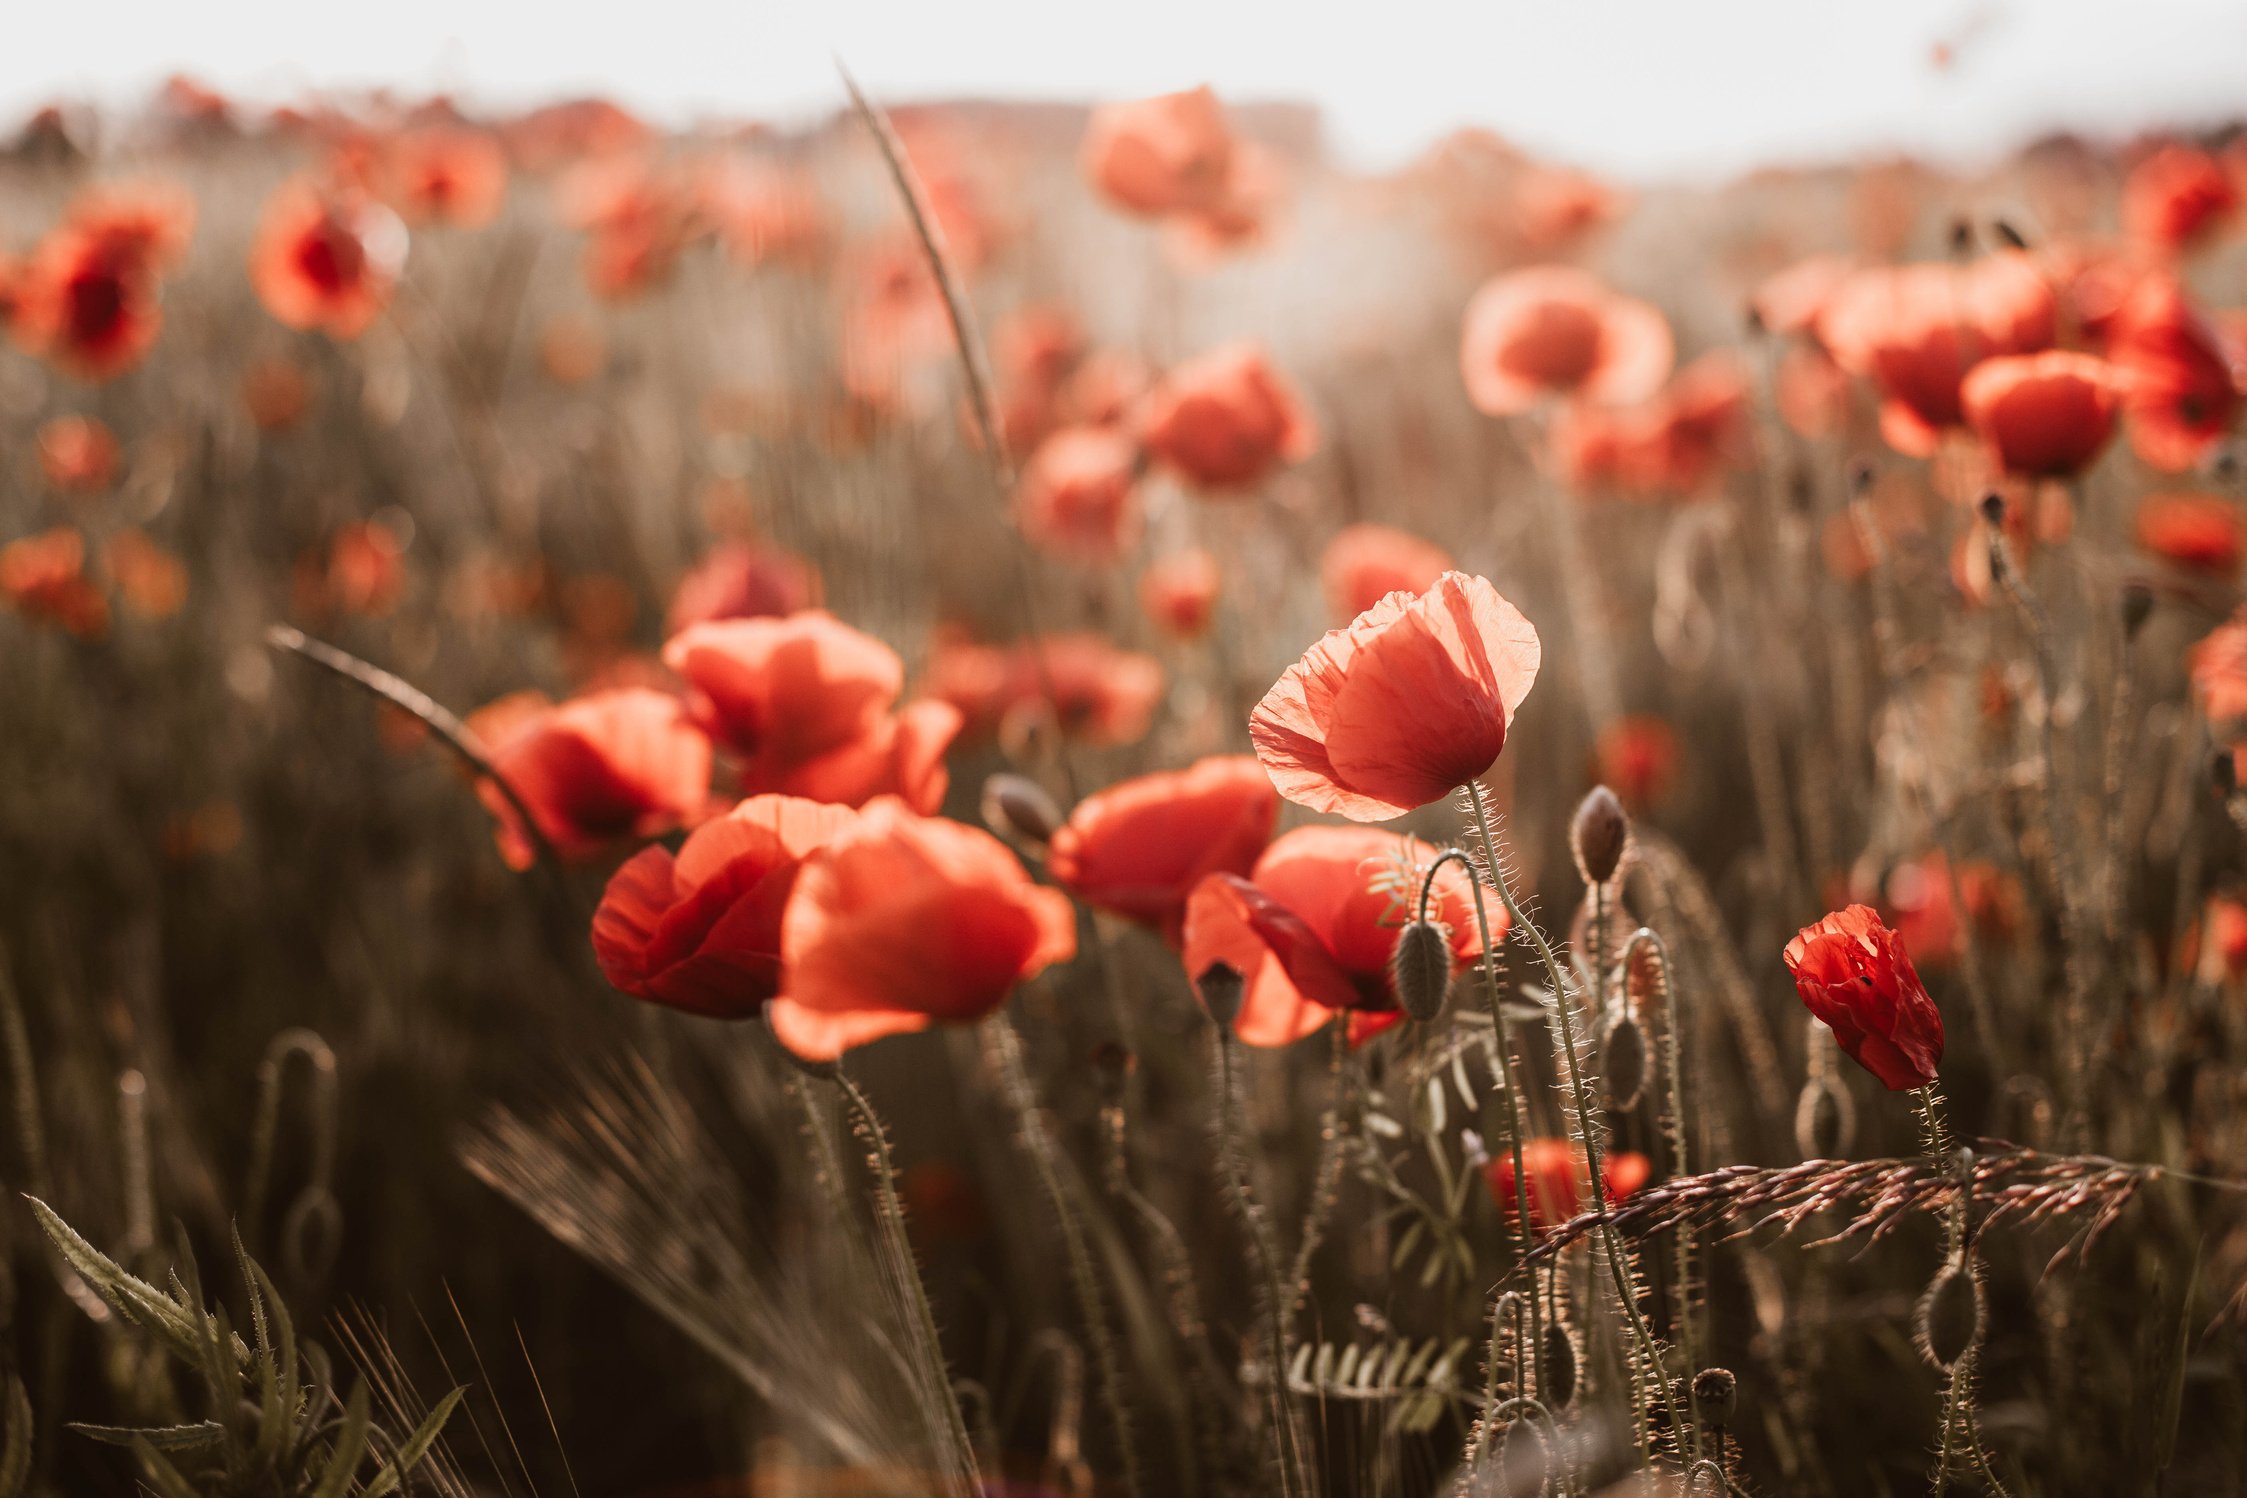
[1978,491,2007,528]
[1691,1366,1738,1426]
[1916,1258,1984,1370]
[1990,218,2029,250]
[1541,1320,1580,1410]
[1848,459,1878,496]
[1571,785,1630,885]
[1624,935,1667,1018]
[1196,960,1245,1029]
[1391,920,1452,1022]
[980,772,1065,850]
[1793,1075,1856,1159]
[1948,218,1975,256]
[1601,1011,1648,1111]
[2119,580,2155,638]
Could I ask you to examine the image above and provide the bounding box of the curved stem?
[1213,1029,1312,1498]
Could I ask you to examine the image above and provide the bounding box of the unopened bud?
[1793,1076,1856,1159]
[1624,934,1668,1018]
[1990,218,2029,250]
[1916,1258,1985,1370]
[1541,1321,1580,1410]
[1848,458,1878,496]
[2120,580,2155,638]
[1391,921,1452,1022]
[1978,491,2007,528]
[1196,961,1245,1030]
[1571,785,1630,885]
[1949,218,1975,256]
[1691,1367,1739,1426]
[980,772,1064,850]
[1601,1011,1649,1111]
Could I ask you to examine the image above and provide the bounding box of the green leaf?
[69,1420,227,1451]
[361,1385,468,1497]
[2155,1249,2202,1472]
[126,1438,203,1498]
[0,1375,33,1498]
[310,1382,374,1498]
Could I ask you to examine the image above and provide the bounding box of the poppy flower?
[103,528,188,620]
[1080,86,1237,219]
[2190,607,2247,724]
[593,794,859,1019]
[1164,142,1284,268]
[2137,492,2242,576]
[1776,345,1852,440]
[1014,425,1143,563]
[386,125,508,228]
[0,527,108,637]
[1958,350,2121,477]
[242,358,314,429]
[1251,571,1541,822]
[1595,714,1680,808]
[1046,755,1277,941]
[663,612,958,811]
[37,415,119,494]
[2123,145,2237,255]
[665,541,822,634]
[12,225,164,381]
[1459,266,1673,416]
[1552,354,1752,497]
[250,178,405,339]
[1782,905,1945,1091]
[557,156,697,300]
[2198,896,2247,983]
[1816,253,2057,456]
[1181,824,1500,1047]
[1320,524,1453,623]
[1139,342,1318,492]
[1485,1138,1652,1230]
[766,800,1077,1060]
[1514,164,1620,253]
[700,160,830,268]
[1139,548,1221,640]
[2105,276,2240,473]
[470,688,713,869]
[1885,852,2019,969]
[1752,255,1856,339]
[992,305,1086,451]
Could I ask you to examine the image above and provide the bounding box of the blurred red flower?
[387,125,508,228]
[1081,86,1237,219]
[1015,425,1143,563]
[1486,1138,1651,1230]
[1783,904,1944,1091]
[470,688,713,870]
[13,183,196,381]
[104,529,188,620]
[699,159,830,268]
[1139,548,1221,640]
[665,541,822,635]
[37,414,119,494]
[1552,353,1752,497]
[242,357,314,429]
[1459,265,1673,416]
[2190,607,2247,724]
[2105,275,2240,473]
[2136,492,2243,576]
[1047,755,1277,942]
[1320,524,1453,623]
[1885,852,2019,969]
[1776,344,1852,439]
[1595,714,1680,808]
[558,157,697,300]
[593,794,859,1018]
[1,527,108,637]
[250,178,405,338]
[766,800,1077,1060]
[2123,144,2237,256]
[1140,342,1318,491]
[1182,825,1499,1047]
[1958,350,2121,477]
[1752,254,1856,338]
[1251,571,1541,821]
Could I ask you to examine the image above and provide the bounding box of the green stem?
[1624,926,1699,1462]
[1287,1016,1350,1324]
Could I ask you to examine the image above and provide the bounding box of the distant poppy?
[992,304,1086,451]
[1081,87,1237,218]
[666,541,821,635]
[0,527,108,637]
[1139,342,1318,491]
[2190,607,2247,724]
[2137,492,2242,576]
[1515,165,1621,253]
[1885,852,2019,969]
[1485,1138,1652,1230]
[1320,524,1453,623]
[1752,255,1856,339]
[2198,896,2247,983]
[1459,266,1673,416]
[537,318,606,386]
[323,520,408,617]
[386,125,508,228]
[1775,344,1852,439]
[766,800,1077,1060]
[13,225,164,381]
[2123,144,2236,255]
[242,357,314,429]
[557,156,696,300]
[1015,425,1142,563]
[104,528,188,620]
[470,687,713,869]
[249,178,405,338]
[593,794,859,1018]
[1595,715,1680,808]
[1959,350,2121,477]
[1783,905,1944,1091]
[1552,353,1751,497]
[1139,548,1221,640]
[700,159,830,268]
[1181,824,1500,1047]
[1164,142,1284,268]
[2105,275,2239,473]
[1252,571,1541,821]
[1047,755,1278,941]
[37,415,119,494]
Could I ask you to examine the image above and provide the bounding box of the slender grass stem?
[1286,1016,1349,1325]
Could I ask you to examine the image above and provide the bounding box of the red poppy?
[1752,255,1856,338]
[1164,142,1284,268]
[1252,571,1541,821]
[1181,825,1500,1047]
[250,178,404,338]
[1595,715,1680,808]
[1022,634,1167,746]
[1958,350,2121,477]
[2190,608,2247,724]
[1816,253,2057,456]
[766,800,1077,1060]
[1139,548,1221,640]
[1485,1138,1652,1230]
[1139,342,1318,491]
[2199,896,2247,983]
[665,541,822,635]
[1885,852,2019,969]
[2123,145,2237,255]
[593,794,859,1019]
[386,125,508,228]
[1046,755,1277,941]
[104,529,188,620]
[1782,905,1944,1091]
[1776,344,1852,439]
[1015,425,1142,563]
[1320,524,1453,623]
[13,226,163,381]
[1459,266,1673,416]
[1552,353,1751,497]
[1515,165,1621,253]
[557,157,696,300]
[37,415,119,494]
[2105,275,2240,473]
[323,520,408,617]
[242,358,313,429]
[2137,492,2242,576]
[470,688,713,869]
[992,304,1086,451]
[1081,87,1237,218]
[699,160,829,268]
[1,527,108,637]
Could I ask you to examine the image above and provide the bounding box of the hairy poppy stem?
[1463,778,1687,1468]
[1286,1016,1350,1325]
[1623,926,1700,1462]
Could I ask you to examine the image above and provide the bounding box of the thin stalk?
[1286,1017,1350,1324]
[1465,779,1686,1466]
[1623,927,1699,1461]
[1099,1095,1212,1497]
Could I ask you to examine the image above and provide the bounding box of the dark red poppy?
[1252,571,1541,821]
[13,225,166,381]
[469,688,713,869]
[250,178,404,338]
[1485,1138,1652,1230]
[1782,905,1944,1091]
[1139,548,1221,640]
[1015,425,1142,563]
[593,794,859,1018]
[766,799,1077,1060]
[2105,275,2240,473]
[1139,342,1317,492]
[1,527,108,637]
[1459,266,1673,416]
[1958,350,2121,477]
[386,125,508,228]
[2137,492,2242,576]
[1320,524,1453,623]
[1046,755,1277,942]
[2123,144,2237,255]
[665,541,822,635]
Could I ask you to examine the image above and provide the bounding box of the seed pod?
[1540,1320,1580,1410]
[2120,580,2155,639]
[1391,920,1452,1022]
[1793,1076,1856,1159]
[1570,785,1630,886]
[980,772,1064,850]
[1601,1011,1649,1111]
[1978,491,2007,528]
[1691,1366,1738,1427]
[1196,961,1245,1030]
[1916,1258,1985,1370]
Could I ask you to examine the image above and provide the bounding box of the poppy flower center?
[295,217,365,296]
[1499,299,1605,388]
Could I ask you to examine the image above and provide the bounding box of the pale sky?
[11,0,2247,180]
